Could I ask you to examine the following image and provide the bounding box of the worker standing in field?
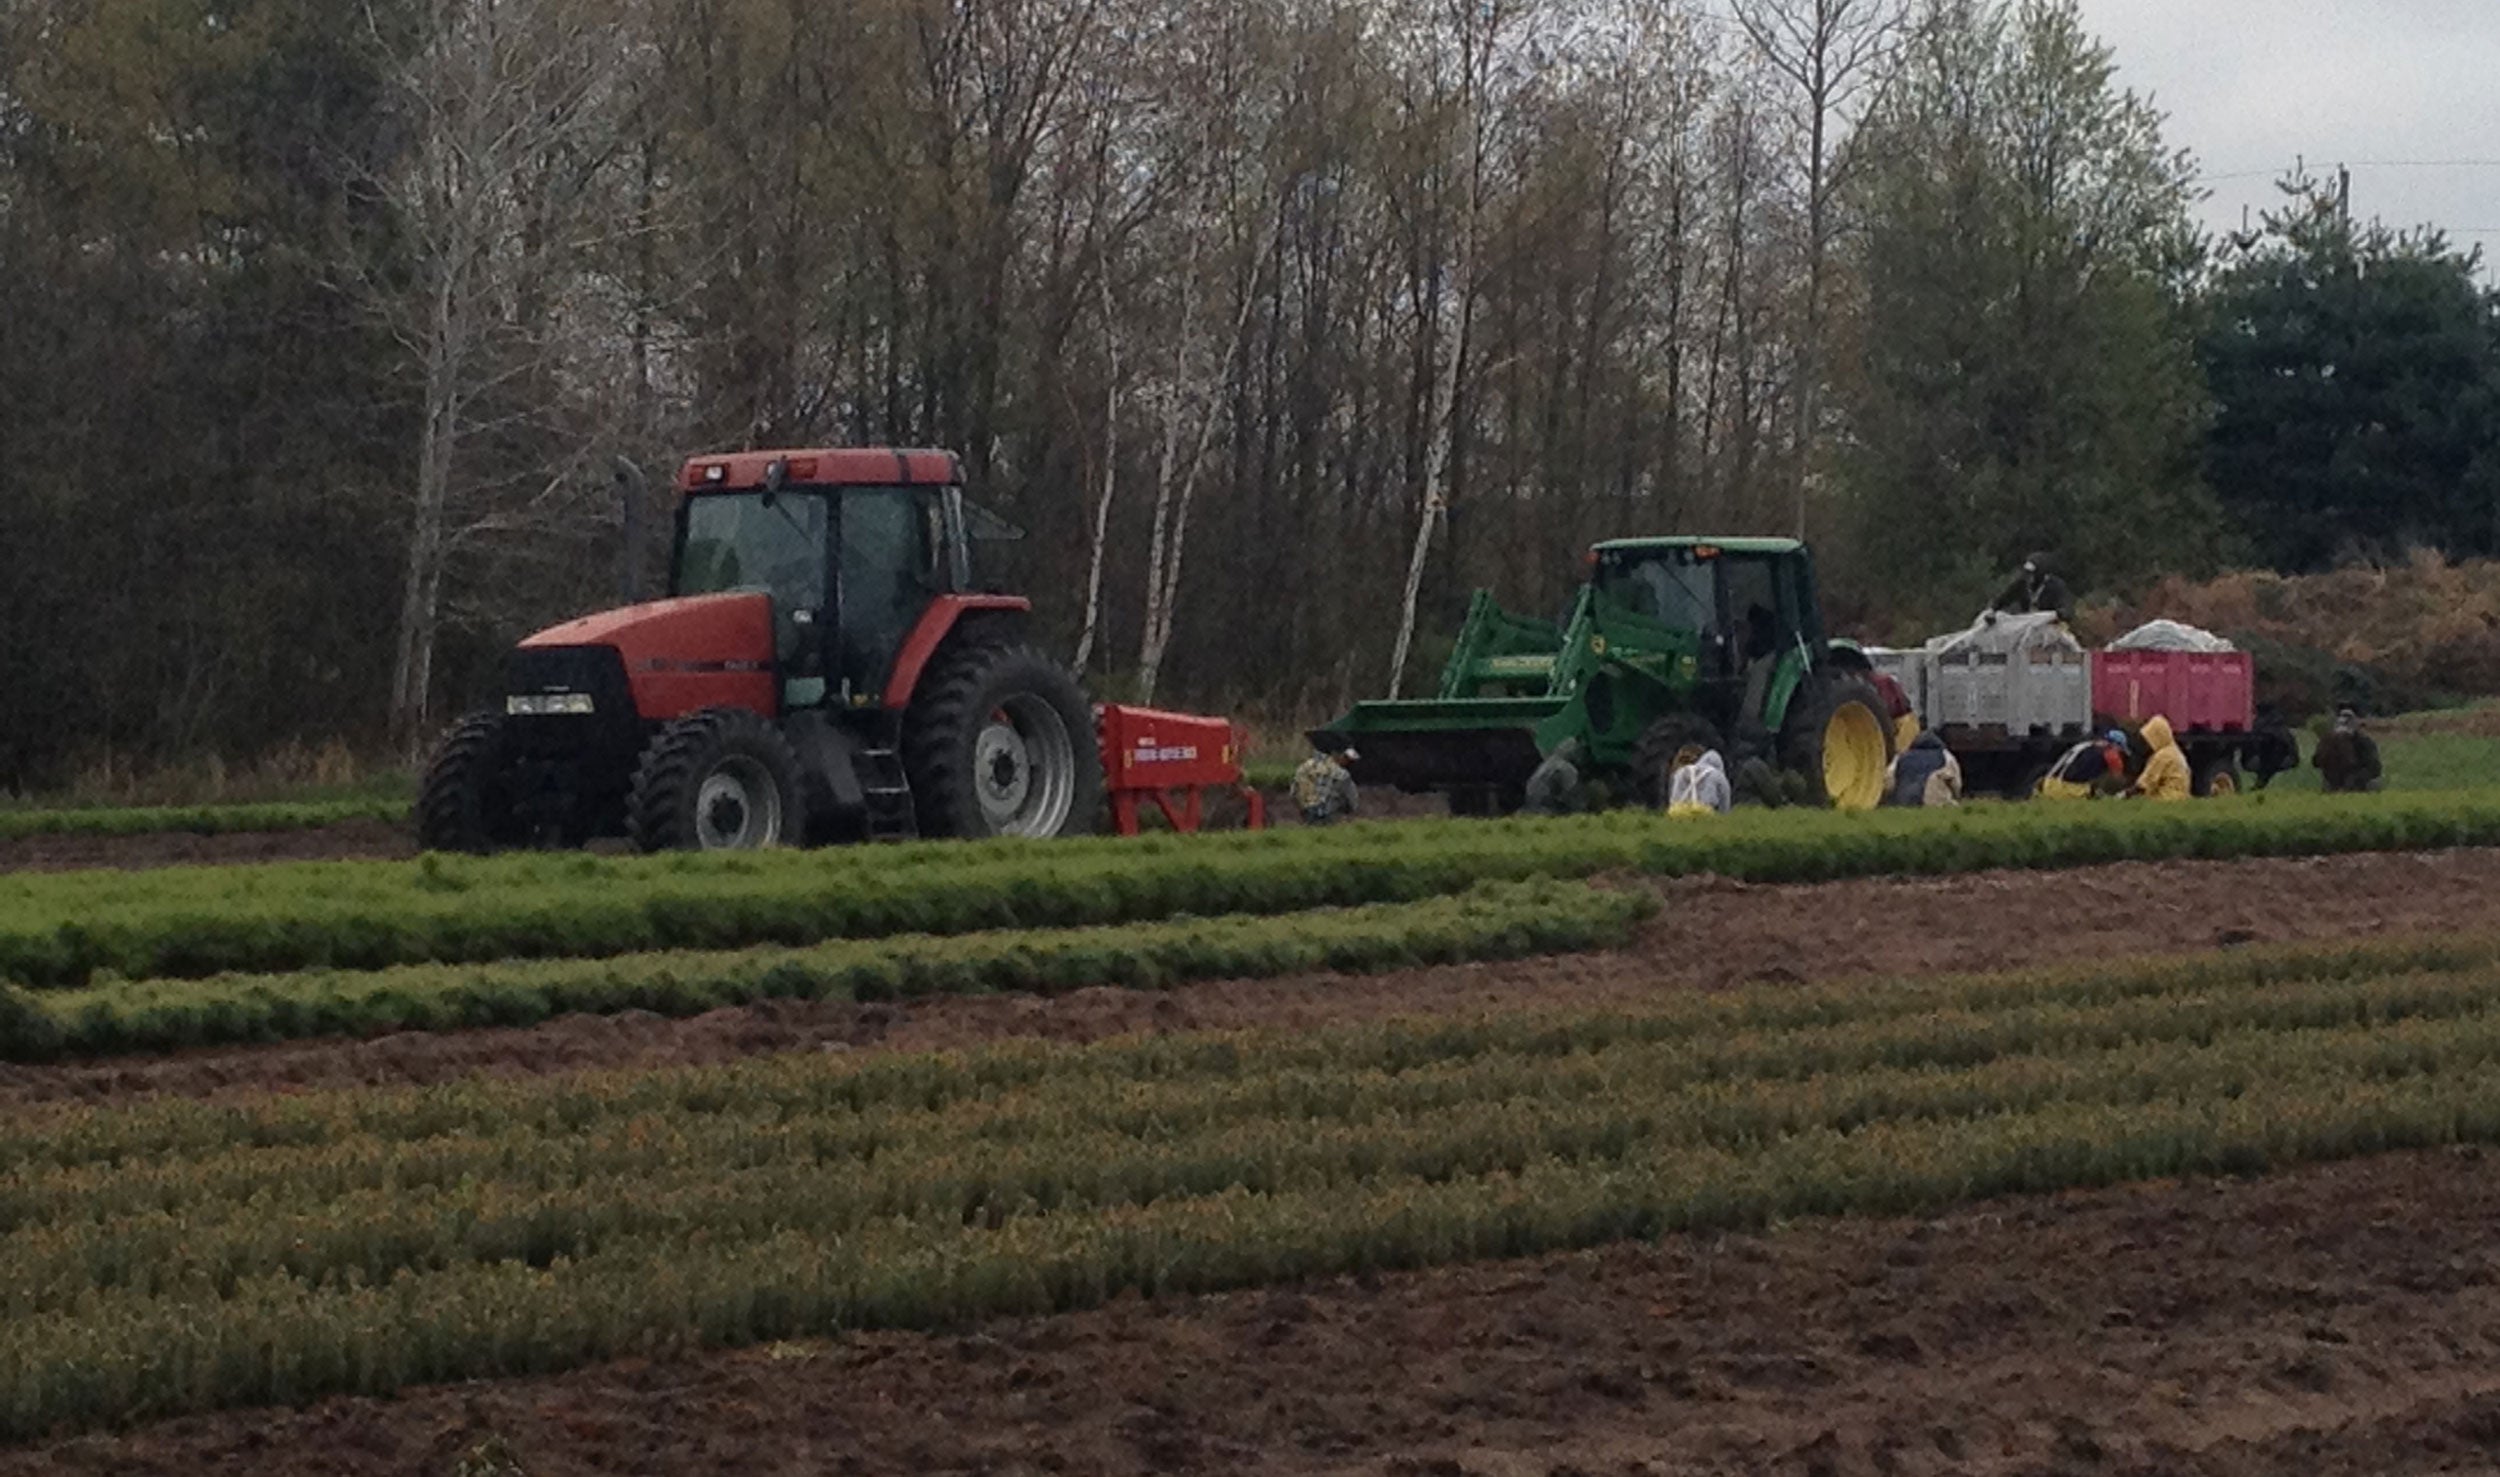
[1990,553,2074,625]
[1667,747,1732,817]
[1522,737,1591,816]
[2127,715,2190,801]
[2313,708,2385,793]
[2037,730,2132,800]
[1883,730,1964,808]
[1292,746,1360,825]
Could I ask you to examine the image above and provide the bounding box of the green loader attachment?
[1315,539,1896,812]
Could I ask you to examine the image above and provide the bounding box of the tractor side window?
[678,492,828,612]
[838,487,935,697]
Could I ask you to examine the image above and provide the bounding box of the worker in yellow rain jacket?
[2127,715,2190,801]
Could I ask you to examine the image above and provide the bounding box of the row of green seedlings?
[0,796,406,843]
[0,880,1651,1062]
[8,788,2497,990]
[6,931,2500,1437]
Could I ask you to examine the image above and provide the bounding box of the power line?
[2197,158,2500,184]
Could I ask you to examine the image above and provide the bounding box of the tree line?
[1,0,2495,787]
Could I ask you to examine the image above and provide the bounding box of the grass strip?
[0,879,1649,1062]
[0,797,407,843]
[4,789,2500,989]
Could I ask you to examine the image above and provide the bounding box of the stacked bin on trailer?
[2092,648,2256,795]
[1871,613,2260,797]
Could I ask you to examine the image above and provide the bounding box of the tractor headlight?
[506,692,595,716]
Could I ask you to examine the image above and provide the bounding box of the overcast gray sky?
[2077,0,2500,262]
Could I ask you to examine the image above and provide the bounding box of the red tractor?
[418,448,1105,851]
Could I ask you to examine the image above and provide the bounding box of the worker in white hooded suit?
[1667,748,1733,817]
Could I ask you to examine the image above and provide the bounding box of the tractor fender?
[881,595,1033,709]
[1761,651,1813,735]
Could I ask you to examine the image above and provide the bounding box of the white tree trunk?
[1074,262,1121,672]
[1387,17,1490,699]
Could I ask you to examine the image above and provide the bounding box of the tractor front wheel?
[904,643,1104,840]
[1781,678,1895,811]
[416,711,528,853]
[627,708,805,852]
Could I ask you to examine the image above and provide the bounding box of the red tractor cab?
[419,448,1102,852]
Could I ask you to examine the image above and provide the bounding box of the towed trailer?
[1870,613,2263,797]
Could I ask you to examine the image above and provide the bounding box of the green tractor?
[1314,537,1896,813]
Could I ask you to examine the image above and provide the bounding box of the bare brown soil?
[7,847,2498,1109]
[9,1147,2500,1475]
[0,818,413,873]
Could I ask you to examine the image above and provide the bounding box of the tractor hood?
[519,592,776,723]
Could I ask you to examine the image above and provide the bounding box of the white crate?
[1922,613,2091,736]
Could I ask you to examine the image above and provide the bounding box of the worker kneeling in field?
[1884,730,1964,808]
[2038,729,2131,800]
[2313,708,2384,793]
[2126,716,2190,801]
[1523,737,1592,815]
[1667,746,1732,818]
[1292,746,1361,825]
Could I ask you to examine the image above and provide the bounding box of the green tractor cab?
[1316,538,1893,812]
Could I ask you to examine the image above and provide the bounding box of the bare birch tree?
[365,0,654,753]
[1727,0,1913,535]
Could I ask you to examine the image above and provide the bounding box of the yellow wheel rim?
[1822,702,1890,812]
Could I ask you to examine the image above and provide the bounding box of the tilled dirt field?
[6,847,2498,1108]
[9,1147,2500,1476]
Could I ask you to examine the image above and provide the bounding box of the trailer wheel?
[904,643,1104,840]
[1781,678,1895,812]
[2193,752,2242,799]
[1629,715,1725,808]
[416,711,529,854]
[628,708,805,852]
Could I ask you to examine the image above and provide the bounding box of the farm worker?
[1989,553,2074,625]
[2127,716,2191,801]
[1523,737,1590,816]
[1667,748,1733,818]
[2313,708,2384,793]
[1291,746,1360,825]
[1870,669,1919,753]
[2037,730,2131,801]
[1884,730,1963,808]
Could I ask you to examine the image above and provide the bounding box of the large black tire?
[903,642,1104,840]
[627,708,806,852]
[1628,714,1726,808]
[1779,676,1896,811]
[416,711,527,854]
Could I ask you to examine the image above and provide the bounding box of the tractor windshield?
[676,492,829,611]
[1598,552,1715,633]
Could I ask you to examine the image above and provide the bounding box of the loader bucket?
[1311,696,1568,794]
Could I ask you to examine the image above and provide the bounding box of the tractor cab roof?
[1590,536,1807,559]
[677,448,965,495]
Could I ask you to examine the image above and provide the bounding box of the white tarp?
[2111,619,2236,654]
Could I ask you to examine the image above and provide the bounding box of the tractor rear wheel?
[1629,715,1725,808]
[904,643,1103,840]
[416,711,527,853]
[627,708,805,852]
[2193,751,2242,799]
[1780,677,1895,811]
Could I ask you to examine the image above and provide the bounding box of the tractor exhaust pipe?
[614,456,648,605]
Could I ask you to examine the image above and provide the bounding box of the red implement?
[1097,704,1267,836]
[2092,649,2255,734]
